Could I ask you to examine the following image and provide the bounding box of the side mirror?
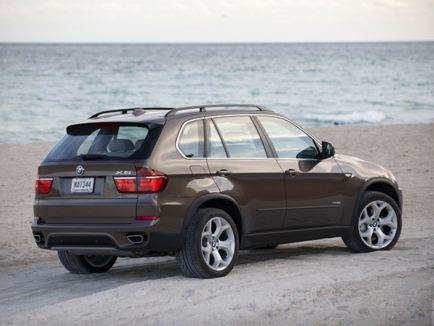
[297,146,319,159]
[320,141,335,159]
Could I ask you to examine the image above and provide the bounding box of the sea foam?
[302,110,386,125]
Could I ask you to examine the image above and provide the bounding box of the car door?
[255,115,346,228]
[206,115,286,233]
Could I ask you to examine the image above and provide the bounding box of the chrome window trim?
[175,113,322,161]
[176,117,206,160]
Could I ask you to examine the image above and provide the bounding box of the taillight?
[35,178,53,194]
[113,177,137,193]
[137,168,168,193]
[114,168,167,194]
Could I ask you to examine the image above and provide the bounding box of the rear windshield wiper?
[79,154,110,160]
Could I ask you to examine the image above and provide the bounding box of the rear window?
[45,124,150,162]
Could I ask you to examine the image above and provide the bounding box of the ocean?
[0,42,433,143]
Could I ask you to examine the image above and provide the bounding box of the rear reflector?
[135,215,160,221]
[35,178,53,194]
[114,168,168,194]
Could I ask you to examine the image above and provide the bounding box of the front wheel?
[58,251,117,274]
[342,191,402,252]
[176,208,239,278]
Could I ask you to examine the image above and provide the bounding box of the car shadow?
[88,244,350,281]
[1,243,352,312]
[238,244,349,265]
[52,245,347,284]
[105,244,349,279]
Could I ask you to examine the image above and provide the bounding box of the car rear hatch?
[35,122,162,224]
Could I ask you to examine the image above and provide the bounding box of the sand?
[0,123,433,325]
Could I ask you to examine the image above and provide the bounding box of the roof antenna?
[133,108,146,116]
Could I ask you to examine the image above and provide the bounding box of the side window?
[213,116,267,158]
[258,116,318,159]
[208,120,227,158]
[178,120,204,158]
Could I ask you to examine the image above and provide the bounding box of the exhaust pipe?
[34,233,42,244]
[127,234,144,244]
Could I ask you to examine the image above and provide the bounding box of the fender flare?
[358,177,401,207]
[182,193,243,233]
[351,177,402,225]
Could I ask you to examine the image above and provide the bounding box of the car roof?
[68,104,278,129]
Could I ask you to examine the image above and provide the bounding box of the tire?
[58,251,117,274]
[342,191,402,253]
[176,208,239,278]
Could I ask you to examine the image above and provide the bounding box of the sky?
[0,0,433,42]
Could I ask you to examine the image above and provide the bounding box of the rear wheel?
[58,250,117,274]
[176,208,239,278]
[342,191,401,252]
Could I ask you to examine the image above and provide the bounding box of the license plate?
[71,178,94,193]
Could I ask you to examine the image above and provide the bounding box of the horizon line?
[1,40,433,45]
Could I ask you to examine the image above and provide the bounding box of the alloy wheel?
[358,200,398,249]
[201,217,235,271]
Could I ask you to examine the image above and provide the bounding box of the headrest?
[108,139,134,152]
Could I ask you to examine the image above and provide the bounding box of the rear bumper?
[31,219,183,256]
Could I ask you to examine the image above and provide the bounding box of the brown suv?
[32,104,402,278]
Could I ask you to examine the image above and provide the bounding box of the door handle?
[285,169,299,176]
[216,169,232,177]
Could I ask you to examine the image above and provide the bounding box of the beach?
[0,123,433,325]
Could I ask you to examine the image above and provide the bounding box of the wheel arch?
[183,194,244,241]
[343,178,403,252]
[362,178,402,209]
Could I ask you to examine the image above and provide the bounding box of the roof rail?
[166,104,271,117]
[89,104,271,119]
[89,107,173,119]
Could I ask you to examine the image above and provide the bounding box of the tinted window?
[208,120,227,158]
[77,128,99,155]
[178,120,204,158]
[213,116,266,158]
[259,116,318,159]
[45,124,149,162]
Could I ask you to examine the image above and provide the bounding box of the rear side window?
[213,116,267,158]
[45,124,150,162]
[208,120,227,158]
[178,120,204,158]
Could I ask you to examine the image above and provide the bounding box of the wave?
[301,110,386,125]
